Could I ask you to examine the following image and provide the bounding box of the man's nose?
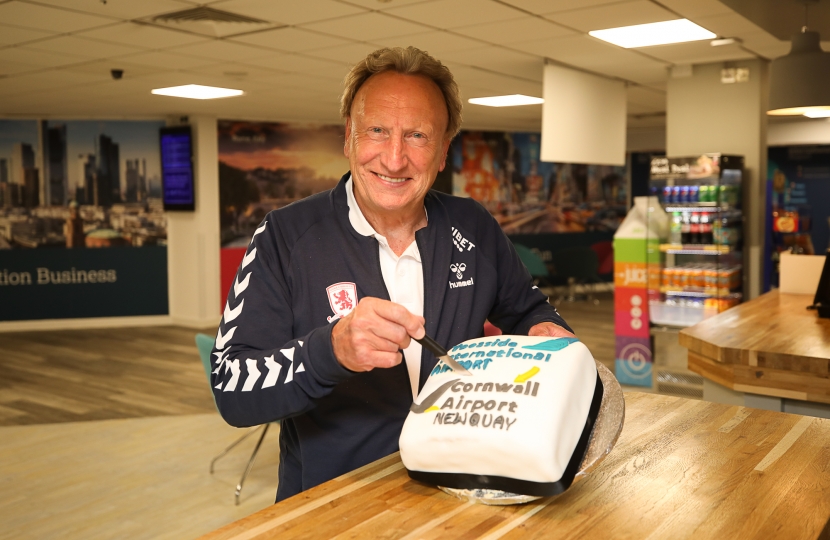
[382,135,407,172]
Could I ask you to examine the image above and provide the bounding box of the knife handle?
[415,334,448,359]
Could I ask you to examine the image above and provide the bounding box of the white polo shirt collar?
[345,176,424,399]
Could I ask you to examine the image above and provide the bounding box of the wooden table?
[680,290,830,405]
[201,393,830,540]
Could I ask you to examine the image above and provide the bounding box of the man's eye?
[408,132,428,146]
[369,127,383,134]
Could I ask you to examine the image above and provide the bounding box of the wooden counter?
[201,393,830,540]
[680,290,830,404]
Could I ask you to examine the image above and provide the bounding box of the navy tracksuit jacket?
[211,173,571,501]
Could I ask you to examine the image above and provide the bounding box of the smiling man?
[211,47,574,502]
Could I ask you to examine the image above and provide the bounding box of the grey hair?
[340,46,462,139]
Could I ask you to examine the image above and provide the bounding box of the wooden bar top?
[201,393,830,540]
[680,290,830,403]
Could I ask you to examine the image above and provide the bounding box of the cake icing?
[399,335,601,496]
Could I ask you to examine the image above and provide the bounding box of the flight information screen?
[160,126,195,211]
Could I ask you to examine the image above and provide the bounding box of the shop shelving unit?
[646,154,746,398]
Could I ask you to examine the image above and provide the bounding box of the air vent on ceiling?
[148,6,274,38]
[154,7,268,24]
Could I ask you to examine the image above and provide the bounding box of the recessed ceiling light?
[769,106,830,116]
[468,95,544,107]
[151,84,244,100]
[711,37,741,47]
[803,108,830,118]
[589,19,716,49]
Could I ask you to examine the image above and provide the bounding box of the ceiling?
[0,0,820,132]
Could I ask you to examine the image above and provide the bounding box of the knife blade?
[415,334,472,376]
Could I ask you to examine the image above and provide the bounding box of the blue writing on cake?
[433,412,517,431]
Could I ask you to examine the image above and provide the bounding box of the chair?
[551,247,602,304]
[513,243,552,288]
[196,333,272,505]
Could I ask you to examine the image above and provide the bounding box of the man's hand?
[331,297,425,372]
[528,322,576,338]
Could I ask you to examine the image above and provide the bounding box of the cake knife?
[415,334,472,376]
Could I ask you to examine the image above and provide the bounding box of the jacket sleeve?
[210,217,354,428]
[483,211,574,336]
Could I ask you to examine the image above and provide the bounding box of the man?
[211,46,574,502]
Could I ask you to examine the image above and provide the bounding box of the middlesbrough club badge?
[326,282,357,322]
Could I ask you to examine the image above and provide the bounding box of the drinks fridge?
[646,154,746,397]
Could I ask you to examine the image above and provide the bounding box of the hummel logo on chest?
[449,263,474,289]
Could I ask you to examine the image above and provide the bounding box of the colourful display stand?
[613,197,666,387]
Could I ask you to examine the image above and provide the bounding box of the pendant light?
[768,1,830,117]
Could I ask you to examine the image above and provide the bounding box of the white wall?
[769,120,830,146]
[166,116,221,329]
[667,59,769,299]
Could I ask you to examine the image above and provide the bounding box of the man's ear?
[438,137,452,172]
[343,119,352,158]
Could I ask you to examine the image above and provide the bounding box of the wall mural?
[440,131,628,280]
[0,119,168,321]
[446,131,627,235]
[218,120,347,248]
[217,123,629,306]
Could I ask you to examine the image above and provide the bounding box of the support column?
[166,116,221,328]
[666,59,769,299]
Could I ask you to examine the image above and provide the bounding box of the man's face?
[344,71,450,219]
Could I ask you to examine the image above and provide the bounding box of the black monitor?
[160,125,195,211]
[813,249,830,318]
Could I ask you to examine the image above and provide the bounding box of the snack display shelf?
[660,244,732,255]
[649,300,716,328]
[661,288,743,299]
[663,204,734,213]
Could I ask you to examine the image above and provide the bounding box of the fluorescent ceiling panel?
[468,94,544,107]
[151,84,244,99]
[589,19,716,48]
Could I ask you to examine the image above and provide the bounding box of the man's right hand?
[331,297,425,372]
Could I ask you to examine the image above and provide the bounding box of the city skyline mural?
[0,119,169,321]
[0,119,166,249]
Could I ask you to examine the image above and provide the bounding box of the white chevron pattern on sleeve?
[213,350,230,375]
[242,359,261,391]
[215,326,236,349]
[233,272,251,297]
[212,347,228,366]
[284,359,294,384]
[241,247,257,269]
[296,363,305,373]
[298,341,303,346]
[280,347,295,384]
[262,354,281,388]
[223,359,241,391]
[251,221,267,243]
[223,299,244,324]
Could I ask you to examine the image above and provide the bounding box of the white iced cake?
[399,335,602,497]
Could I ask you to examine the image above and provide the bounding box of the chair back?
[513,243,549,277]
[196,333,219,410]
